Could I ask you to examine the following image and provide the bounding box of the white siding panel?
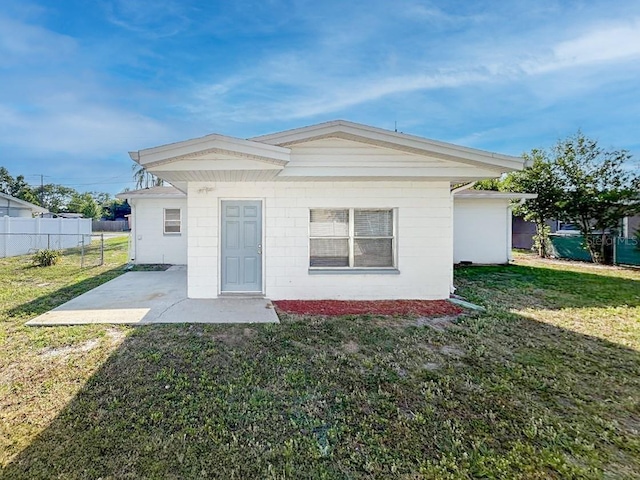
[453,198,510,264]
[289,137,451,167]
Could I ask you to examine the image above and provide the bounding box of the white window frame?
[163,208,182,235]
[309,208,397,271]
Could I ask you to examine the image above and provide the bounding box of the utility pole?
[40,174,44,205]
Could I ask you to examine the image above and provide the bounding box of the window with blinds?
[164,208,181,234]
[309,208,395,268]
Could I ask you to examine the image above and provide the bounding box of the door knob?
[257,244,262,255]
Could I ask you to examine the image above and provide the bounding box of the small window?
[309,208,395,269]
[164,208,181,234]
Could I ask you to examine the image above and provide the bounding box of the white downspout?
[507,203,513,262]
[128,199,136,263]
[450,182,477,294]
[450,181,477,195]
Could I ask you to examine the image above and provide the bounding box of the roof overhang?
[116,186,186,200]
[127,120,527,184]
[454,191,538,200]
[251,120,525,173]
[129,133,291,183]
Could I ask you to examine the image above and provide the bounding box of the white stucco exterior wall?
[129,198,188,264]
[453,197,511,264]
[187,181,452,300]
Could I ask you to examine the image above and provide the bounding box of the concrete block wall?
[187,181,453,300]
[130,198,187,264]
[453,197,510,264]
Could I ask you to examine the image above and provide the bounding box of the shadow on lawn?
[6,267,126,320]
[2,312,639,478]
[455,263,640,310]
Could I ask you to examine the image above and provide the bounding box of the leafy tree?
[0,167,12,194]
[1,167,126,217]
[39,184,77,213]
[472,178,502,191]
[552,132,640,263]
[502,149,565,258]
[101,198,130,220]
[0,167,40,205]
[90,191,112,206]
[67,192,101,219]
[132,164,163,189]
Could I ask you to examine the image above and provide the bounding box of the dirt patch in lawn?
[39,339,100,359]
[273,299,463,317]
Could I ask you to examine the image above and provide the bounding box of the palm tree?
[132,164,164,189]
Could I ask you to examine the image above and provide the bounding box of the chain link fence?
[0,233,105,267]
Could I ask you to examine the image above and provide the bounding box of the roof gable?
[130,134,291,184]
[251,120,524,172]
[278,136,514,182]
[129,120,526,184]
[130,133,290,168]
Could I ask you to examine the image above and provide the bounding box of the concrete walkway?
[26,268,279,326]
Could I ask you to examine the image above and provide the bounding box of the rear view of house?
[118,120,528,300]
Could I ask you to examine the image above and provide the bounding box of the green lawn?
[1,247,639,479]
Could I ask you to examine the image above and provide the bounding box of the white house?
[118,120,529,300]
[118,186,187,265]
[0,192,48,217]
[453,190,537,265]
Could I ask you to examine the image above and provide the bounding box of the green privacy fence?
[549,235,640,266]
[616,237,640,266]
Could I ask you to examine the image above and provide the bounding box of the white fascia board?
[115,186,187,200]
[135,134,291,167]
[116,192,186,200]
[251,120,525,172]
[171,182,188,193]
[454,192,538,200]
[276,165,506,179]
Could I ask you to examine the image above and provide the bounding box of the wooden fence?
[92,220,129,232]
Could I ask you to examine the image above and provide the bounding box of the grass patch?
[128,264,174,271]
[1,250,639,478]
[0,236,130,470]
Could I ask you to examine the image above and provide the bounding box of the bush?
[32,249,61,267]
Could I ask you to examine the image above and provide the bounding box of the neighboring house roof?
[454,190,538,200]
[0,191,48,214]
[127,120,528,186]
[116,186,186,200]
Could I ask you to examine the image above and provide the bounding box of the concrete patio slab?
[26,269,279,326]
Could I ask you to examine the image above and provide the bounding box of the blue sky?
[1,0,639,194]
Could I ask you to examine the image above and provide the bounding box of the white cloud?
[524,18,640,74]
[554,19,640,64]
[0,15,76,62]
[186,15,640,123]
[0,102,171,154]
[103,0,191,38]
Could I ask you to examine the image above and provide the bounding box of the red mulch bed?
[273,299,463,317]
